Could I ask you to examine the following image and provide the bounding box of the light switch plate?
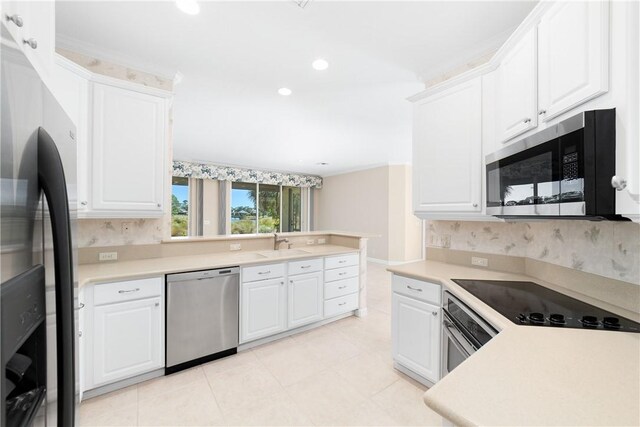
[306,239,315,245]
[230,243,241,251]
[429,234,451,248]
[99,252,118,261]
[317,238,326,244]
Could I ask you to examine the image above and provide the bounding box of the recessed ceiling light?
[278,87,292,96]
[176,0,200,15]
[312,59,329,71]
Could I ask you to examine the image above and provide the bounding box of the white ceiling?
[56,1,536,176]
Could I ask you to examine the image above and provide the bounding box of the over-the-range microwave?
[485,108,628,221]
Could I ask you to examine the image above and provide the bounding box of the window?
[171,177,189,236]
[172,177,309,237]
[231,182,257,234]
[282,186,301,232]
[258,184,280,233]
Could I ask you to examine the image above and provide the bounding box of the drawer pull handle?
[338,286,347,289]
[77,303,85,309]
[338,302,347,306]
[258,271,271,275]
[407,286,422,292]
[339,272,347,276]
[432,311,438,316]
[118,288,140,294]
[338,260,346,264]
[301,265,311,269]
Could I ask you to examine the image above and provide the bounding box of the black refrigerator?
[0,20,78,427]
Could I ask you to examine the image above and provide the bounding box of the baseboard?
[393,362,436,388]
[238,311,355,351]
[82,368,164,400]
[355,307,368,317]
[367,257,425,266]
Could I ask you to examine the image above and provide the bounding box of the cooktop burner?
[451,279,640,333]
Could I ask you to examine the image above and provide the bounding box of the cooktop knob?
[581,315,599,327]
[529,312,545,324]
[517,314,527,323]
[602,317,621,330]
[549,313,566,326]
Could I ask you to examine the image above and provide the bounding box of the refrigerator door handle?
[38,127,76,427]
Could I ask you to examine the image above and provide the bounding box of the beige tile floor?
[79,262,443,426]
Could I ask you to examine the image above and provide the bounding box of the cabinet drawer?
[325,265,359,283]
[324,293,359,318]
[288,258,323,276]
[392,275,441,305]
[242,263,285,282]
[324,277,359,300]
[325,253,359,270]
[94,277,162,306]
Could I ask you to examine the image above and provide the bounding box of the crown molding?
[56,33,177,81]
[408,0,555,103]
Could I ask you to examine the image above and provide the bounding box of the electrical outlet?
[230,243,241,251]
[306,239,315,245]
[99,252,118,261]
[471,256,489,267]
[429,234,451,248]
[203,220,211,226]
[317,238,326,244]
[121,222,131,235]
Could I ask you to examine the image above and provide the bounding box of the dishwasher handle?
[167,267,240,283]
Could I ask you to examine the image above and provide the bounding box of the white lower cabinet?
[240,254,360,344]
[391,275,441,385]
[240,277,287,343]
[288,271,323,329]
[83,277,165,392]
[92,297,163,387]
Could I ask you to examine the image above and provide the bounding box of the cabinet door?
[538,1,609,121]
[1,1,54,80]
[497,27,538,143]
[413,78,482,213]
[93,297,164,387]
[288,271,323,329]
[241,278,286,343]
[90,83,166,216]
[392,293,440,384]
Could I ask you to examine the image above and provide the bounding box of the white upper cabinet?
[89,83,168,217]
[2,1,55,82]
[412,77,483,216]
[496,27,538,143]
[538,1,610,122]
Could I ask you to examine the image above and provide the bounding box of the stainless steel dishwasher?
[166,267,239,374]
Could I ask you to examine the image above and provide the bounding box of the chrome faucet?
[274,233,289,250]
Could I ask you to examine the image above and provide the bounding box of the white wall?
[315,164,422,263]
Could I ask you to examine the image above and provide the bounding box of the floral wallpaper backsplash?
[173,161,323,188]
[78,219,164,247]
[427,220,640,285]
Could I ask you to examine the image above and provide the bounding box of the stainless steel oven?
[441,292,497,377]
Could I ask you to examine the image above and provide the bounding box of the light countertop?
[387,260,640,426]
[79,244,358,288]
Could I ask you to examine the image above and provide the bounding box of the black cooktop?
[451,279,640,333]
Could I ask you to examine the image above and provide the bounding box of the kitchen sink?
[257,249,311,258]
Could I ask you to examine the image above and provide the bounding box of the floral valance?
[173,161,323,189]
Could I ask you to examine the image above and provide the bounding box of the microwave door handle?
[443,318,477,355]
[38,128,75,427]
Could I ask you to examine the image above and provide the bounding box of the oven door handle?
[443,317,477,356]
